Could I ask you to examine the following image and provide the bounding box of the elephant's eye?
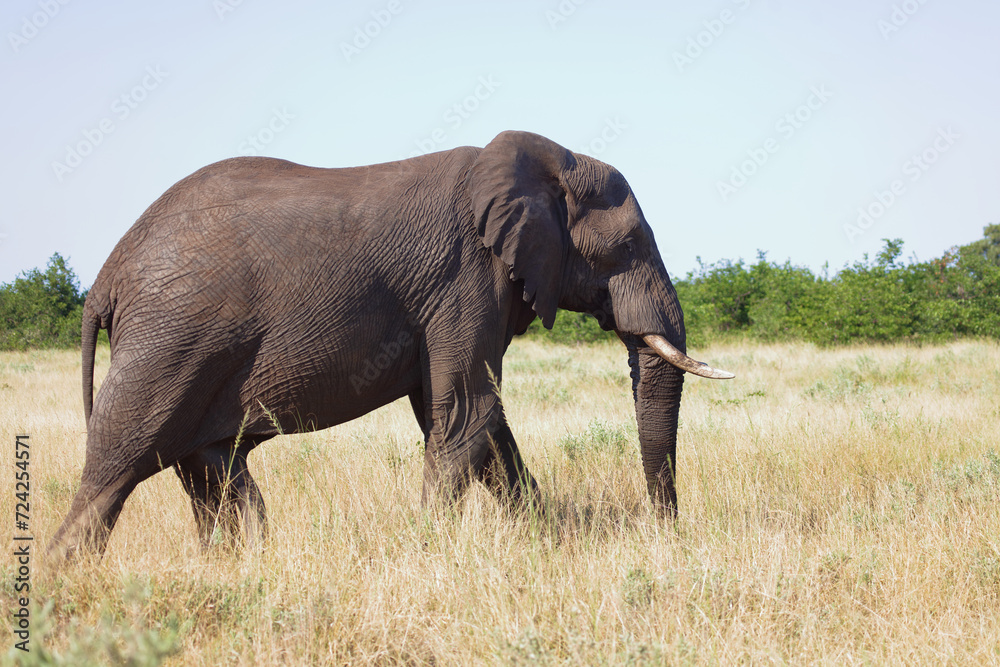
[624,239,635,256]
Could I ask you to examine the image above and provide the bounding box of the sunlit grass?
[2,339,999,664]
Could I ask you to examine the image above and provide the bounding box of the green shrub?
[524,310,614,344]
[0,253,86,350]
[4,225,1000,350]
[675,228,1000,347]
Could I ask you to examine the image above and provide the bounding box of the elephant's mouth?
[642,334,735,380]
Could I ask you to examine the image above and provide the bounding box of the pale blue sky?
[2,0,998,287]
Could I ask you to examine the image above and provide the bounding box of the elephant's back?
[109,152,466,274]
[93,148,480,350]
[98,158,359,308]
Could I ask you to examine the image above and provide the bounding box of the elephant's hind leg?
[48,472,142,562]
[174,439,268,551]
[49,409,177,561]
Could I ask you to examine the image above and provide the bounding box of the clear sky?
[2,0,998,287]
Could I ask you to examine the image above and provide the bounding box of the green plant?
[6,597,181,667]
[0,254,86,350]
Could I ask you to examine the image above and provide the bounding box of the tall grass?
[2,340,999,664]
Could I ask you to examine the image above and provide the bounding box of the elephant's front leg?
[412,384,542,514]
[478,411,542,512]
[413,367,505,508]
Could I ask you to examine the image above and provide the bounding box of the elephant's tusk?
[642,334,735,380]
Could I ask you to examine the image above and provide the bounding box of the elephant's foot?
[174,442,268,552]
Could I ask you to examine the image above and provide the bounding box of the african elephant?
[49,130,733,560]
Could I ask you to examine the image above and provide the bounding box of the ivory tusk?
[642,334,735,380]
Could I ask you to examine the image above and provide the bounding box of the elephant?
[48,130,733,561]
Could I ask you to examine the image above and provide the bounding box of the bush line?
[4,225,999,350]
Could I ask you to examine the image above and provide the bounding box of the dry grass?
[2,339,1000,665]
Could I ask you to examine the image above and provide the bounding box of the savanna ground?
[2,339,1000,665]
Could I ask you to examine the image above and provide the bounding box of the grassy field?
[2,339,1000,665]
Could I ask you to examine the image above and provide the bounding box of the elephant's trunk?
[627,337,686,515]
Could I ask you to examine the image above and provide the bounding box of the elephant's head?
[470,130,733,515]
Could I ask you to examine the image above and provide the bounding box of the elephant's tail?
[81,302,102,424]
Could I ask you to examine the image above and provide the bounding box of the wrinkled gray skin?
[49,130,721,560]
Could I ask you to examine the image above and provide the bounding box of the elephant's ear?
[470,130,572,329]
